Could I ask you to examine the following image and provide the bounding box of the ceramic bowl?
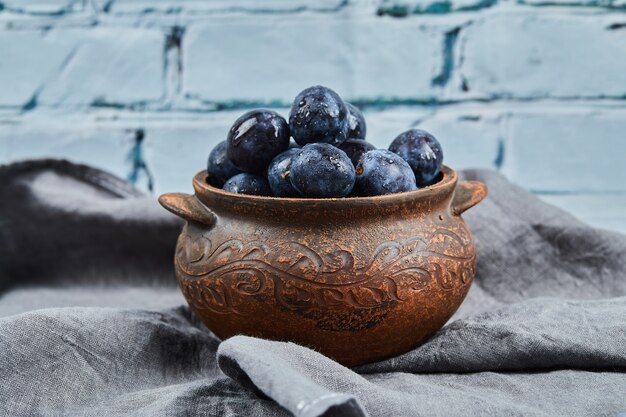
[159,165,487,366]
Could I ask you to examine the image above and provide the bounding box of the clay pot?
[159,166,487,366]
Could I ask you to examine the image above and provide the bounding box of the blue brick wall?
[0,0,625,232]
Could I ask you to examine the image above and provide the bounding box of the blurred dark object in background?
[0,159,182,293]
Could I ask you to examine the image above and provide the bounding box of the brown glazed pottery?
[159,165,487,366]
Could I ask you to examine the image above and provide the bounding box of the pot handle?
[451,181,488,216]
[158,193,217,227]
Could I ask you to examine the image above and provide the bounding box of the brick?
[517,0,623,7]
[4,104,626,205]
[183,16,443,104]
[539,194,626,234]
[1,113,132,181]
[144,112,239,194]
[377,0,497,16]
[0,109,18,119]
[460,14,626,99]
[131,106,499,191]
[500,110,626,193]
[1,0,77,14]
[417,111,501,170]
[99,107,494,192]
[362,107,430,149]
[0,31,75,107]
[355,106,501,170]
[0,110,267,194]
[38,27,164,106]
[148,107,437,193]
[108,0,346,14]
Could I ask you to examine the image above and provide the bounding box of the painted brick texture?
[0,0,625,233]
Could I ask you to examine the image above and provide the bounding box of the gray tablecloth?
[1,160,624,417]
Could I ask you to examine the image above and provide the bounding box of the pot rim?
[193,165,458,211]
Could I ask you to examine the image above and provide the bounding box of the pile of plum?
[206,85,443,198]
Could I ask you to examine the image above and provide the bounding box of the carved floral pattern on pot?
[176,227,475,315]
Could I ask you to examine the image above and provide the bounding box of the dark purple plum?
[354,149,416,196]
[206,140,243,187]
[222,173,271,196]
[388,129,443,186]
[289,143,355,198]
[346,102,366,139]
[289,86,349,147]
[267,148,301,197]
[338,139,376,168]
[227,109,290,173]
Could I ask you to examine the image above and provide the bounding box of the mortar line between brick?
[162,26,185,106]
[4,97,626,115]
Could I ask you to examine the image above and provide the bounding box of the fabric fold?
[357,296,626,374]
[218,336,369,417]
